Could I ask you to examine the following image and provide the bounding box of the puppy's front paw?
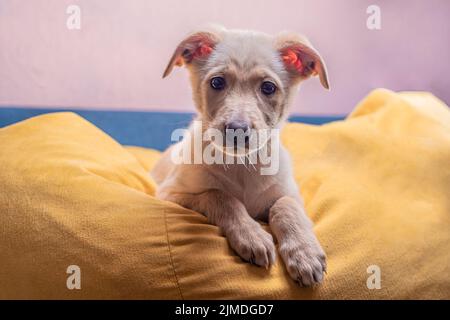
[225,221,276,268]
[279,239,326,287]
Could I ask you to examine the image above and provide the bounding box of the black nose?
[225,121,251,145]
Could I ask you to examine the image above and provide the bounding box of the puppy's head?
[164,26,329,148]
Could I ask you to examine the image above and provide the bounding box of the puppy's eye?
[210,77,226,90]
[261,81,277,95]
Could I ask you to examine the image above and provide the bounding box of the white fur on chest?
[205,159,293,219]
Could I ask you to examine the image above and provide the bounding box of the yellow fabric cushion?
[0,89,449,299]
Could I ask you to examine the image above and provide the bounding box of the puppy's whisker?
[247,154,257,171]
[240,155,251,172]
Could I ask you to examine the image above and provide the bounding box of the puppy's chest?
[220,173,281,219]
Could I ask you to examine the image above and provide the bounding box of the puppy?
[151,26,329,286]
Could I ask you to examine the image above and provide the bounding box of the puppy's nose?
[225,121,250,133]
[225,121,251,145]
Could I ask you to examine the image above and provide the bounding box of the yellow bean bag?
[0,89,449,299]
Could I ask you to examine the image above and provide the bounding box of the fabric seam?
[163,209,184,300]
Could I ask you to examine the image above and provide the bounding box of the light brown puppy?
[152,26,329,286]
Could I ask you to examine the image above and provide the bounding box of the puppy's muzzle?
[225,121,252,147]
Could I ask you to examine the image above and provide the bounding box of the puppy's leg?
[269,196,326,286]
[165,190,276,268]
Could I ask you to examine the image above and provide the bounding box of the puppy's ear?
[163,31,220,78]
[275,33,329,89]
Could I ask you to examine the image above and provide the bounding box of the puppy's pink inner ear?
[281,49,304,73]
[181,42,214,65]
[192,43,213,59]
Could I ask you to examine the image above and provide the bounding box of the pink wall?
[0,0,449,115]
